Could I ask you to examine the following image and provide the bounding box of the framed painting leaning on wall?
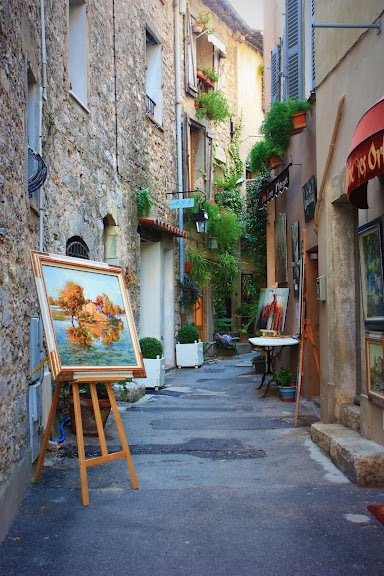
[358,217,384,331]
[365,333,384,403]
[30,251,146,381]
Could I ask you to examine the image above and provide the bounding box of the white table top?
[249,337,299,348]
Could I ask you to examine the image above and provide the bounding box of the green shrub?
[139,337,163,359]
[177,325,200,344]
[196,90,231,125]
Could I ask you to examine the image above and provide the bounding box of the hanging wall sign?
[302,175,317,222]
[258,164,292,209]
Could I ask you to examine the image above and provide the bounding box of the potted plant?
[176,325,204,368]
[239,326,249,343]
[195,90,231,125]
[214,333,238,357]
[275,367,296,401]
[248,99,311,175]
[252,353,265,374]
[197,65,218,88]
[135,336,165,390]
[181,277,202,311]
[193,10,213,34]
[248,138,281,174]
[67,383,111,437]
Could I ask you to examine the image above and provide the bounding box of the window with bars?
[66,236,90,259]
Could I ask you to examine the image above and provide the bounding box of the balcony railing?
[146,95,156,117]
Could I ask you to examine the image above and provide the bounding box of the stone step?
[311,422,384,487]
[340,403,360,432]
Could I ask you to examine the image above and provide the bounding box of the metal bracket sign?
[170,198,195,209]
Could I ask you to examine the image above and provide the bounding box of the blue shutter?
[285,0,302,100]
[311,0,316,90]
[271,45,281,102]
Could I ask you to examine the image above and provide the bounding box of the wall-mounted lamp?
[194,193,209,233]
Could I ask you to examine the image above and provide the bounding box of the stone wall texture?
[0,0,262,540]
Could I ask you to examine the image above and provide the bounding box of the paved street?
[0,353,383,575]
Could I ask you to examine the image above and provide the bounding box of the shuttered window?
[270,45,281,103]
[285,0,303,100]
[184,8,198,96]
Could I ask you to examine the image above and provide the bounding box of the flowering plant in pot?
[176,325,203,368]
[214,333,238,357]
[136,336,165,390]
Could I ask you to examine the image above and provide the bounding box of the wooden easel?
[294,229,320,427]
[34,379,139,506]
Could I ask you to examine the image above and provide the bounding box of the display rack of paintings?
[358,217,384,331]
[365,333,384,403]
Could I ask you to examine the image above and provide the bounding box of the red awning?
[138,218,187,238]
[346,96,384,209]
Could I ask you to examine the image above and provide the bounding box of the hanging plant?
[180,278,202,311]
[186,247,211,287]
[136,188,153,218]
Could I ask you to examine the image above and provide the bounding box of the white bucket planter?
[134,356,165,390]
[176,341,204,369]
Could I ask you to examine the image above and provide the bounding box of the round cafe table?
[248,336,299,397]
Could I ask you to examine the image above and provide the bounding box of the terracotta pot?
[291,112,307,134]
[267,154,282,169]
[185,262,192,274]
[197,69,215,88]
[193,23,204,34]
[67,394,111,437]
[239,334,249,343]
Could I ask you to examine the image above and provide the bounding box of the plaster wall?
[314,0,383,87]
[315,7,384,444]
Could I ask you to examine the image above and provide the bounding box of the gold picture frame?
[30,251,145,381]
[365,334,384,403]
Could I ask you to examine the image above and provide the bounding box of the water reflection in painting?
[43,265,136,367]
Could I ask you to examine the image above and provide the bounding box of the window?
[284,0,303,100]
[146,29,163,125]
[66,236,90,259]
[184,8,224,98]
[69,0,88,108]
[270,45,281,103]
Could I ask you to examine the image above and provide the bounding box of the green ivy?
[241,174,268,286]
[136,188,153,218]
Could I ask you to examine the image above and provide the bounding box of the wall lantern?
[194,193,209,233]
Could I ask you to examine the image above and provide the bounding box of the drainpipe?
[39,0,47,251]
[38,0,47,372]
[174,0,184,286]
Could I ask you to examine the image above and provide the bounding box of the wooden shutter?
[270,45,281,103]
[311,0,316,90]
[285,0,302,100]
[184,8,197,96]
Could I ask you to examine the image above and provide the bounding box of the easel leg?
[34,380,62,483]
[72,381,90,506]
[106,382,139,489]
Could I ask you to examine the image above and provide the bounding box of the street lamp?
[194,194,209,233]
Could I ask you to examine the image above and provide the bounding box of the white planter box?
[176,341,204,368]
[134,357,165,390]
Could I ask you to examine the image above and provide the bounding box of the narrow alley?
[0,355,382,576]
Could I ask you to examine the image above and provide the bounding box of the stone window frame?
[146,27,163,126]
[68,0,90,112]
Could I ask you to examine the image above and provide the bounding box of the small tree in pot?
[136,337,165,390]
[176,325,203,368]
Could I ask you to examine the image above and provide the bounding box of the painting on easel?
[30,251,145,381]
[255,288,290,333]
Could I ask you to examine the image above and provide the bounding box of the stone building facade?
[0,0,263,542]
